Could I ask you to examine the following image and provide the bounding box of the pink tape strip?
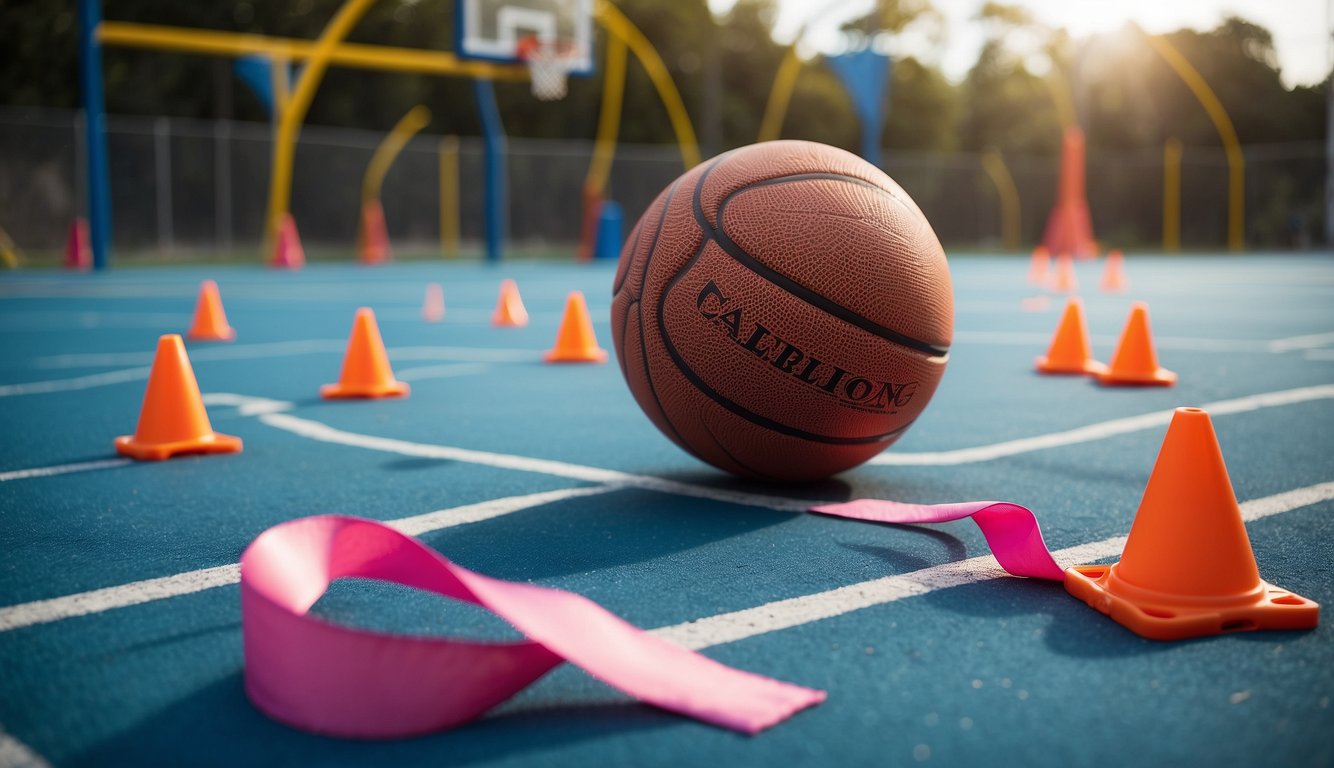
[241,515,824,738]
[810,500,1066,581]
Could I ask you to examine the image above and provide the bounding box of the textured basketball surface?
[611,140,954,482]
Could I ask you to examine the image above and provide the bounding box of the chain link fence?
[0,107,1325,263]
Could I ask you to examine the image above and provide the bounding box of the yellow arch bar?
[595,0,700,170]
[980,149,1021,250]
[584,35,628,197]
[758,45,802,143]
[1144,33,1244,251]
[363,105,431,203]
[98,22,528,80]
[1163,137,1182,252]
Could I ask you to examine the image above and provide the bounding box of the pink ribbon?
[241,515,825,738]
[810,499,1066,581]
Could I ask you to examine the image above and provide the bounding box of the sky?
[710,0,1332,88]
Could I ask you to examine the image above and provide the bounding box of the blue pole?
[473,79,506,263]
[78,0,112,270]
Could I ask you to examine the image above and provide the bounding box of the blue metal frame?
[473,79,506,263]
[826,48,892,168]
[78,0,112,269]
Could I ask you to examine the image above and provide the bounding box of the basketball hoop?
[518,36,578,101]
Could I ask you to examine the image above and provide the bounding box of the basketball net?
[518,37,576,101]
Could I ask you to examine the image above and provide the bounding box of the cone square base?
[114,431,243,461]
[543,348,608,364]
[188,328,236,342]
[1096,367,1177,387]
[1035,356,1107,376]
[1064,564,1319,641]
[320,381,410,400]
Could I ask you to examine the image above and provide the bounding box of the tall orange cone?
[1027,245,1050,285]
[544,291,608,364]
[187,280,236,342]
[1040,126,1097,260]
[321,308,409,399]
[491,279,528,327]
[1048,254,1078,293]
[1065,407,1318,640]
[65,218,91,271]
[1100,248,1128,293]
[358,199,391,265]
[1097,302,1176,386]
[114,335,242,461]
[422,282,445,323]
[1035,297,1106,376]
[270,214,305,269]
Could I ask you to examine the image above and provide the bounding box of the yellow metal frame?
[584,35,628,198]
[1144,33,1244,251]
[363,105,431,203]
[758,45,802,143]
[1163,137,1182,252]
[980,149,1021,251]
[439,135,460,258]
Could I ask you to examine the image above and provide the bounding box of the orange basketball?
[611,141,953,482]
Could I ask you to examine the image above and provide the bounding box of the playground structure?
[26,1,1278,271]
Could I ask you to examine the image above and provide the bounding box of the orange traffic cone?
[358,198,391,265]
[187,280,236,342]
[1100,249,1128,293]
[1097,302,1176,386]
[1027,246,1050,285]
[492,279,528,327]
[1035,298,1106,376]
[544,291,608,363]
[1048,255,1078,293]
[422,282,445,323]
[321,308,409,399]
[270,214,305,269]
[114,335,242,461]
[1065,407,1319,640]
[65,218,91,271]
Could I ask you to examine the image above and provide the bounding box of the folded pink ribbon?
[241,515,825,738]
[809,499,1066,581]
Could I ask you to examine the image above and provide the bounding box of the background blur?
[0,0,1328,259]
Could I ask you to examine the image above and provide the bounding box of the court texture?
[0,253,1331,766]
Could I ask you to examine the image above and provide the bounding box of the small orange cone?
[1027,246,1050,285]
[1065,407,1319,640]
[544,291,608,364]
[115,335,242,461]
[187,280,236,342]
[1100,249,1128,293]
[422,282,445,323]
[1048,254,1077,293]
[358,198,391,265]
[1035,297,1106,376]
[1097,302,1176,386]
[65,218,91,271]
[270,214,305,270]
[321,308,409,399]
[491,279,528,327]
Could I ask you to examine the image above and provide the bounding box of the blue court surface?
[1,254,1331,767]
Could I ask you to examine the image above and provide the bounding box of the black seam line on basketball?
[658,220,914,446]
[710,174,950,359]
[633,177,693,451]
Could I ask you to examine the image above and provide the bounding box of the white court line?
[953,330,1269,353]
[0,485,620,633]
[1305,349,1334,361]
[32,341,535,369]
[1269,331,1334,352]
[0,367,151,397]
[871,384,1334,466]
[0,458,132,483]
[0,726,52,768]
[653,482,1334,650]
[395,363,491,382]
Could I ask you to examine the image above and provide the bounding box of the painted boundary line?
[871,384,1334,466]
[0,459,132,483]
[0,485,620,633]
[653,482,1334,650]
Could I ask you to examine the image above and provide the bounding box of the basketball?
[610,140,954,482]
